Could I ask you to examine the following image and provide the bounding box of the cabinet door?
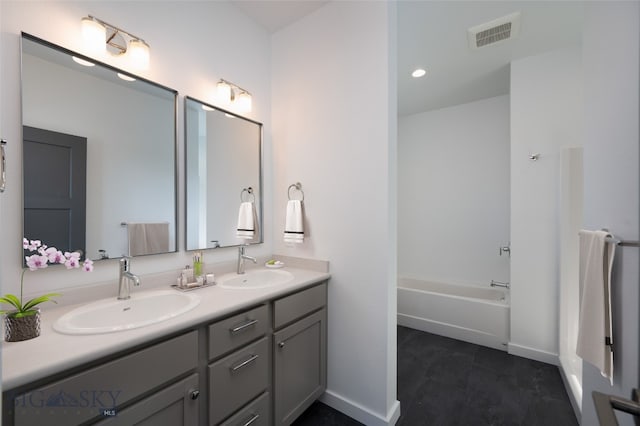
[274,308,326,425]
[96,374,199,426]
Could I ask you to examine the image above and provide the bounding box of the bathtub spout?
[490,280,510,289]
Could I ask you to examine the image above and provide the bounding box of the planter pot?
[4,308,41,342]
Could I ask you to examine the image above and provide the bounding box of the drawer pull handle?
[189,390,200,400]
[278,341,285,349]
[230,319,258,334]
[230,354,259,372]
[241,413,260,426]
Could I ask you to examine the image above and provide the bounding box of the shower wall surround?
[398,95,510,287]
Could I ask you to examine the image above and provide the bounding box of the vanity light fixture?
[80,15,151,70]
[214,79,252,113]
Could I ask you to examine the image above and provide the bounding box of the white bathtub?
[397,277,510,351]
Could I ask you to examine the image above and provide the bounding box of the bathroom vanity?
[2,267,328,426]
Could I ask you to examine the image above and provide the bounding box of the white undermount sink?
[53,290,201,335]
[218,268,294,290]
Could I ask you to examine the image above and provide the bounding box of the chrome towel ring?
[288,182,304,202]
[240,187,255,202]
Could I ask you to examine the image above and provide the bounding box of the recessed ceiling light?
[117,73,136,82]
[72,56,95,67]
[412,68,427,78]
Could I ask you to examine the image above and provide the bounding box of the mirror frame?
[20,32,179,262]
[184,96,264,251]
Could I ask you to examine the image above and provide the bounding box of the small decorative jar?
[4,308,41,342]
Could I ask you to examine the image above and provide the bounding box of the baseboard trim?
[320,390,401,426]
[508,342,559,365]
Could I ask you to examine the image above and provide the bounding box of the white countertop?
[2,266,330,390]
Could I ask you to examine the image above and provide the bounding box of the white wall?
[510,47,583,363]
[271,2,399,425]
[398,95,510,287]
[581,2,639,425]
[0,2,273,299]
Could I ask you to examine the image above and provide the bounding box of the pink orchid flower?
[83,259,94,272]
[25,254,49,271]
[45,247,65,264]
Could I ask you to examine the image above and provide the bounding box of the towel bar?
[604,236,639,247]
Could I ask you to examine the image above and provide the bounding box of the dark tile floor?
[293,326,578,426]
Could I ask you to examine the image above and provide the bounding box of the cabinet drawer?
[209,304,268,360]
[209,336,269,425]
[274,283,326,329]
[13,331,198,426]
[219,392,270,426]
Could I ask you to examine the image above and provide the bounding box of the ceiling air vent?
[467,12,521,50]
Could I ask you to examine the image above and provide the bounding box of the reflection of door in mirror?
[23,126,87,257]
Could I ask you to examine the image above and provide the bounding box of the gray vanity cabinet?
[3,280,329,426]
[273,284,327,425]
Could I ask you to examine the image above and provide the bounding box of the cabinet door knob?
[278,341,285,349]
[189,390,200,400]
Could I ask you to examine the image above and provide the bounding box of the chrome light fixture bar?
[215,79,252,113]
[81,15,150,70]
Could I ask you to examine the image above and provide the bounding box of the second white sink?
[218,269,294,290]
[53,290,201,335]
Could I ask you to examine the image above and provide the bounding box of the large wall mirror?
[21,33,178,261]
[185,97,262,250]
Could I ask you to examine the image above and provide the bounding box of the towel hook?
[240,187,255,203]
[288,182,304,202]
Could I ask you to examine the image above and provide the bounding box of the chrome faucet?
[237,245,257,274]
[118,257,141,300]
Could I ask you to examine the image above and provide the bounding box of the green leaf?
[0,294,23,311]
[11,310,39,318]
[22,293,61,311]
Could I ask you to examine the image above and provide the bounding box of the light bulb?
[235,91,252,113]
[128,39,150,70]
[81,17,106,55]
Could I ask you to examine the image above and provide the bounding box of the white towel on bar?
[127,222,170,256]
[237,202,258,241]
[576,229,616,385]
[284,200,304,244]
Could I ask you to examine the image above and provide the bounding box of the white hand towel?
[236,202,258,241]
[576,229,616,385]
[284,200,304,244]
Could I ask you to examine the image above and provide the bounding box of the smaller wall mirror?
[184,97,263,250]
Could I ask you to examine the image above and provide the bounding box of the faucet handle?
[120,256,131,271]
